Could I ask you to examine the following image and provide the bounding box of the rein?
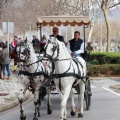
[17,44,47,77]
[44,40,86,80]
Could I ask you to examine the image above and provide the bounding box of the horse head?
[16,42,31,63]
[44,37,59,60]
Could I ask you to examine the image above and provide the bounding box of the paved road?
[0,79,120,120]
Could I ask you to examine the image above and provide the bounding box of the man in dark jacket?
[32,35,40,46]
[32,35,40,52]
[67,31,84,57]
[50,27,64,43]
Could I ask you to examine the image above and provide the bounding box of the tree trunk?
[0,2,2,19]
[88,23,94,42]
[103,8,111,52]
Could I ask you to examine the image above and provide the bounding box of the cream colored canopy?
[37,16,91,27]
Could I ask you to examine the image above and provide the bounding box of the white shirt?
[66,41,85,55]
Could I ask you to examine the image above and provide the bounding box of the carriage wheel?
[85,78,91,110]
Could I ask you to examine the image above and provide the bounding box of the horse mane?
[26,41,35,53]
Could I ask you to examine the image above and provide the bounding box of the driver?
[50,27,64,43]
[67,31,84,57]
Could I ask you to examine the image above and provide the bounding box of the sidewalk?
[0,72,30,113]
[91,77,120,90]
[110,84,120,90]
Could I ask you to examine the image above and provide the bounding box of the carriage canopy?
[37,16,91,27]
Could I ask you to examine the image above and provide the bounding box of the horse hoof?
[71,111,76,116]
[47,109,52,114]
[20,115,26,120]
[33,118,38,120]
[78,113,83,118]
[38,112,40,117]
[63,119,67,120]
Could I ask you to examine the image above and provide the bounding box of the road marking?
[91,85,96,88]
[102,87,120,97]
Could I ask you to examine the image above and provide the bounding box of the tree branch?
[95,0,101,8]
[109,2,120,9]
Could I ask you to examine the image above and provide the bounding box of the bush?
[88,59,99,65]
[88,64,120,77]
[89,52,120,64]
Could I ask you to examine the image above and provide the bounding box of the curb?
[90,77,120,81]
[0,91,31,113]
[91,77,120,80]
[110,85,120,90]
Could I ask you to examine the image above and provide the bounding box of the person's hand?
[71,52,76,57]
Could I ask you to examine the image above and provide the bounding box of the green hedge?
[89,52,120,64]
[88,64,120,77]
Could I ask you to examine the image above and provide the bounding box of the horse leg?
[77,80,85,118]
[63,108,67,120]
[60,83,73,120]
[54,79,64,101]
[33,83,41,120]
[18,85,28,120]
[47,87,52,114]
[70,89,76,116]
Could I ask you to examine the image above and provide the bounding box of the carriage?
[17,16,92,120]
[36,16,92,110]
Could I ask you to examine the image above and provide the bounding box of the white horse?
[44,37,87,120]
[16,41,52,120]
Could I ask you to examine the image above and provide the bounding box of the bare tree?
[0,0,7,19]
[96,0,120,52]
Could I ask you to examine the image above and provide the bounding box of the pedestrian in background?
[32,35,40,46]
[0,47,3,79]
[1,42,11,80]
[11,36,18,72]
[32,35,40,52]
[40,35,48,53]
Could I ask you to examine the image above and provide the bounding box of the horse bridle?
[44,40,73,76]
[44,40,72,62]
[44,40,60,61]
[17,44,30,63]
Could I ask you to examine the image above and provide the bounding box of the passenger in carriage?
[67,31,84,57]
[50,27,64,43]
